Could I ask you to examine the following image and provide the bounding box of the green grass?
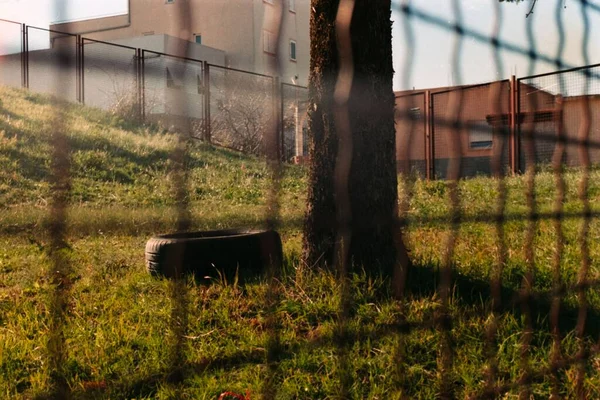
[2,85,600,398]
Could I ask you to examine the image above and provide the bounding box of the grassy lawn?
[2,85,600,398]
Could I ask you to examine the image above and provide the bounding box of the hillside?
[0,86,306,236]
[2,85,600,398]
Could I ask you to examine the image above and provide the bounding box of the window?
[263,30,276,54]
[289,0,296,12]
[409,107,421,120]
[468,121,493,150]
[165,0,174,3]
[289,40,296,61]
[194,34,202,45]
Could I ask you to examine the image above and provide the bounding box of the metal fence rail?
[26,26,80,103]
[4,18,600,173]
[82,38,139,115]
[209,63,275,156]
[0,19,308,162]
[394,63,600,180]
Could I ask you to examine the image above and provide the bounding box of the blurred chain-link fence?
[4,0,600,398]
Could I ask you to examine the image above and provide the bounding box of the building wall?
[0,53,22,89]
[518,83,562,170]
[431,81,510,160]
[562,96,600,166]
[394,92,427,177]
[50,0,309,85]
[395,81,561,178]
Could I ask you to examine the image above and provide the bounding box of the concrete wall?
[0,53,22,89]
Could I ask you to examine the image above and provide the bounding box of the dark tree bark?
[303,0,410,275]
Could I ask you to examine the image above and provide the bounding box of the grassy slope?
[2,85,600,398]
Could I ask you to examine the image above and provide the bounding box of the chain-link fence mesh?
[209,64,274,156]
[82,39,138,117]
[27,26,78,102]
[4,0,600,398]
[141,50,205,136]
[519,65,600,170]
[431,81,511,179]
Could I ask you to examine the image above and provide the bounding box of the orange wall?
[395,81,558,163]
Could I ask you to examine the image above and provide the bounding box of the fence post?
[78,35,84,104]
[141,50,146,122]
[294,101,301,158]
[135,48,142,122]
[425,90,433,180]
[20,24,25,88]
[279,80,285,162]
[23,24,29,89]
[203,61,211,143]
[509,75,518,175]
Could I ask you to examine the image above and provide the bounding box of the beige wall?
[255,0,309,85]
[50,0,309,85]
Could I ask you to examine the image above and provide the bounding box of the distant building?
[50,0,309,86]
[394,80,600,178]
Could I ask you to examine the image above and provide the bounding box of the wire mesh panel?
[518,75,563,171]
[0,20,22,89]
[5,0,600,397]
[142,50,205,136]
[27,27,78,102]
[82,39,138,116]
[209,64,275,156]
[519,65,600,170]
[395,92,427,178]
[281,83,308,162]
[431,81,510,179]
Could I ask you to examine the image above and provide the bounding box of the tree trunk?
[303,0,409,275]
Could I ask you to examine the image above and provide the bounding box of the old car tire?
[144,229,282,281]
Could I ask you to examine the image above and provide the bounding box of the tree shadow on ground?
[59,260,600,399]
[406,261,600,339]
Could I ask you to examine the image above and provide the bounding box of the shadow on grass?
[64,349,266,399]
[406,262,600,339]
[58,260,600,399]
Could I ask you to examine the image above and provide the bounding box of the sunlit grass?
[1,85,600,398]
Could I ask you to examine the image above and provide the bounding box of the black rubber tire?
[144,229,282,281]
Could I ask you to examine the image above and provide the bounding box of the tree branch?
[526,0,538,18]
